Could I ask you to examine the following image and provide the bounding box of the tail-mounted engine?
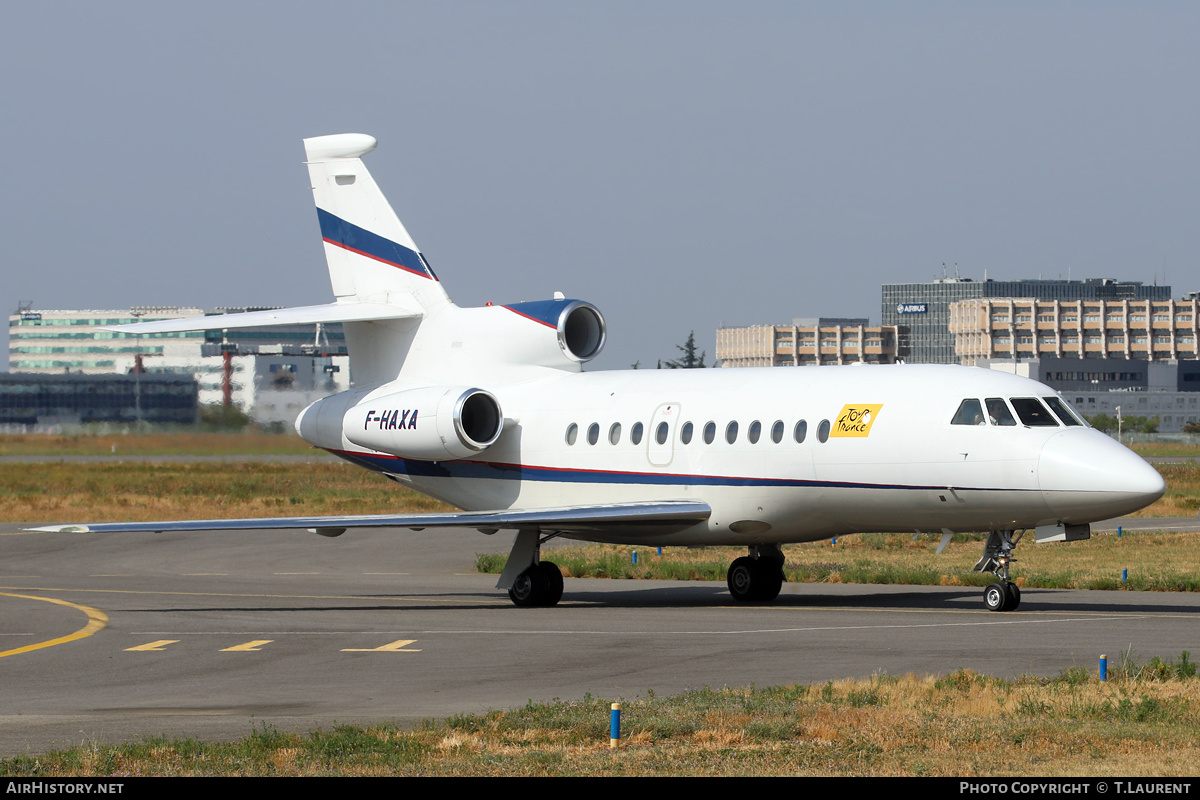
[343,386,503,461]
[501,299,606,365]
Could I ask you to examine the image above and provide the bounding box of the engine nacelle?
[555,300,606,362]
[501,299,606,365]
[343,386,503,461]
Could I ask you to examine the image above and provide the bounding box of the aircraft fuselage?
[305,363,1165,546]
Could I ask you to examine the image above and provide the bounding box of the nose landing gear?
[975,529,1022,612]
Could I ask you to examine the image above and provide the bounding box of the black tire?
[753,560,784,601]
[983,582,1008,612]
[727,557,757,601]
[508,566,548,607]
[538,561,564,607]
[1004,582,1021,611]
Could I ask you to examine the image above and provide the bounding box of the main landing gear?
[974,529,1023,612]
[498,530,565,607]
[727,544,786,602]
[508,560,564,607]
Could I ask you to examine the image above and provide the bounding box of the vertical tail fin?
[304,134,451,314]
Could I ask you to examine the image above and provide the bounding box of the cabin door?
[647,402,680,467]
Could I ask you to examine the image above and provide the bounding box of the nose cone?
[1038,430,1165,521]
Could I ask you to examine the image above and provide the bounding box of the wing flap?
[27,501,712,536]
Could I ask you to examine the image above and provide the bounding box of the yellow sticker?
[831,404,883,437]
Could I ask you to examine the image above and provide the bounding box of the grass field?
[0,432,318,457]
[0,461,450,523]
[3,658,1198,776]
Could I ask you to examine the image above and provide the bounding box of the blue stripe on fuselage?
[503,299,576,328]
[325,448,1025,493]
[316,208,437,280]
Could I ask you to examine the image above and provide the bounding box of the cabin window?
[655,421,669,445]
[1010,398,1059,427]
[817,419,831,442]
[985,398,1017,426]
[608,422,622,444]
[587,422,600,444]
[748,420,761,444]
[1043,397,1083,426]
[726,421,739,444]
[794,420,807,443]
[631,422,644,445]
[704,421,716,444]
[680,421,694,444]
[565,423,578,445]
[951,398,986,425]
[771,420,784,443]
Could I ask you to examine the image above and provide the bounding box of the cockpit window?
[1043,396,1083,427]
[1010,397,1059,426]
[951,398,986,426]
[985,398,1017,426]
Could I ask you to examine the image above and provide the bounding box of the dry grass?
[0,432,317,457]
[1134,461,1200,517]
[504,526,1200,592]
[0,461,450,523]
[1130,441,1200,458]
[4,667,1199,776]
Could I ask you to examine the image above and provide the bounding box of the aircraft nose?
[1038,430,1165,521]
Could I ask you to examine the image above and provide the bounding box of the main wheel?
[753,561,784,601]
[983,582,1008,612]
[1004,581,1021,611]
[508,566,548,607]
[727,557,757,601]
[538,561,564,607]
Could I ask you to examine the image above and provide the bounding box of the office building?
[882,277,1171,364]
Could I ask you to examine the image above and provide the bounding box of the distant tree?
[1086,413,1159,434]
[199,403,253,432]
[662,331,707,369]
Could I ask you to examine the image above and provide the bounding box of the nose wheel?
[983,580,1020,612]
[975,529,1023,612]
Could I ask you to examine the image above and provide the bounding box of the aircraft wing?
[26,501,712,538]
[104,301,421,335]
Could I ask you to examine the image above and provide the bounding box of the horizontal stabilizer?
[27,501,712,537]
[103,301,421,335]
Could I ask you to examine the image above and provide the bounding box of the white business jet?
[33,134,1166,612]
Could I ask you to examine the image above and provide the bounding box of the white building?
[9,307,351,426]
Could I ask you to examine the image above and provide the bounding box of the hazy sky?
[3,2,1197,370]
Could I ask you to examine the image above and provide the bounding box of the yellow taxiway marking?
[0,585,508,605]
[341,639,421,652]
[0,592,108,658]
[220,640,274,652]
[126,639,179,651]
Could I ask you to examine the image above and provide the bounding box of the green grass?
[483,528,1200,593]
[0,432,319,457]
[5,660,1200,776]
[0,461,450,523]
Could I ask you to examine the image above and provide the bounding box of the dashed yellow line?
[126,639,179,651]
[0,592,108,658]
[342,638,421,652]
[220,640,273,651]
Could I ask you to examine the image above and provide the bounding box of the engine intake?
[558,301,606,362]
